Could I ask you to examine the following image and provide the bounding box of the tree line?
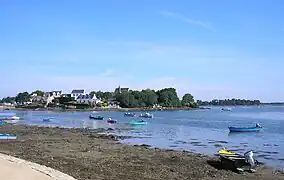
[197,99,261,106]
[91,88,197,108]
[0,88,198,108]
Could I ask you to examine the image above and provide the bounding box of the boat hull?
[130,121,147,125]
[107,120,117,124]
[228,127,262,132]
[89,116,104,120]
[0,134,17,140]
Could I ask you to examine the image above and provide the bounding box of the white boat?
[11,116,21,120]
[0,134,17,140]
[139,112,153,118]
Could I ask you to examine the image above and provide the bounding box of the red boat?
[106,118,117,124]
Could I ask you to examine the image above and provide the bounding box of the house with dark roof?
[71,89,86,99]
[114,85,129,94]
[76,94,101,104]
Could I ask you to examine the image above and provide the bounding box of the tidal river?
[3,105,284,168]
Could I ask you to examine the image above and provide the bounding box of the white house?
[76,94,101,104]
[71,89,86,99]
[43,90,62,106]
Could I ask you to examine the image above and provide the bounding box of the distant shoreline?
[1,104,283,112]
[0,106,201,112]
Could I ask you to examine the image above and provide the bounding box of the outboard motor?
[244,151,255,169]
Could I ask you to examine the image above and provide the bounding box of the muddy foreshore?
[0,124,283,180]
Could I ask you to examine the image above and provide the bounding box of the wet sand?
[0,124,283,180]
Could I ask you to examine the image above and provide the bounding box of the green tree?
[32,90,44,96]
[141,89,158,107]
[56,95,74,105]
[0,96,16,104]
[181,93,194,106]
[157,88,180,107]
[15,92,30,103]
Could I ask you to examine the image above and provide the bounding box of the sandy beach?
[0,124,283,180]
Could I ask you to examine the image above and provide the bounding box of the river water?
[2,105,284,168]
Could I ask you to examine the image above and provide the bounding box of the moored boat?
[106,118,117,124]
[11,116,21,120]
[222,107,232,111]
[89,115,104,120]
[130,120,147,125]
[139,112,153,118]
[42,117,54,122]
[124,112,136,117]
[228,124,262,132]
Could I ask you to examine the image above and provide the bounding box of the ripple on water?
[214,144,223,147]
[169,145,178,148]
[228,148,245,152]
[189,142,207,147]
[256,150,279,155]
[257,154,271,158]
[174,140,187,144]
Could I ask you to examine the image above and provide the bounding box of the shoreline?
[1,106,201,112]
[0,124,283,180]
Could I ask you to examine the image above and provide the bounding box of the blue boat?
[89,115,104,120]
[0,121,5,125]
[228,124,262,132]
[130,120,148,125]
[124,112,136,117]
[43,117,54,122]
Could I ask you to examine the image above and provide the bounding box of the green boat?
[130,120,148,125]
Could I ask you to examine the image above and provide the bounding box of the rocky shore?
[0,124,283,180]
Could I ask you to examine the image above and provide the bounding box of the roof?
[77,94,98,99]
[71,89,85,94]
[51,91,62,93]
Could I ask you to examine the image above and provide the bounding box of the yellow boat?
[218,149,237,155]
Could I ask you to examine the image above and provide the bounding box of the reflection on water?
[4,106,284,168]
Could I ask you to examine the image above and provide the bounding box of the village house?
[76,94,101,104]
[71,89,86,99]
[43,90,62,106]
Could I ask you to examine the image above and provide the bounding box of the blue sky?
[0,0,283,102]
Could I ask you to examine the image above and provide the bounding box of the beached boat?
[0,134,17,140]
[139,113,153,118]
[130,120,147,125]
[0,121,5,125]
[106,118,117,124]
[89,115,104,120]
[217,149,260,172]
[124,112,136,117]
[228,124,262,132]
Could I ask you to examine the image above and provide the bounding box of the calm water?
[2,106,284,168]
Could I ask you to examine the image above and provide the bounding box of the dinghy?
[0,134,17,140]
[42,117,54,122]
[139,113,153,118]
[89,115,104,120]
[106,118,117,124]
[229,123,262,132]
[130,120,147,125]
[124,112,136,117]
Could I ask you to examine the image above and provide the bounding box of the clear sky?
[0,0,283,102]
